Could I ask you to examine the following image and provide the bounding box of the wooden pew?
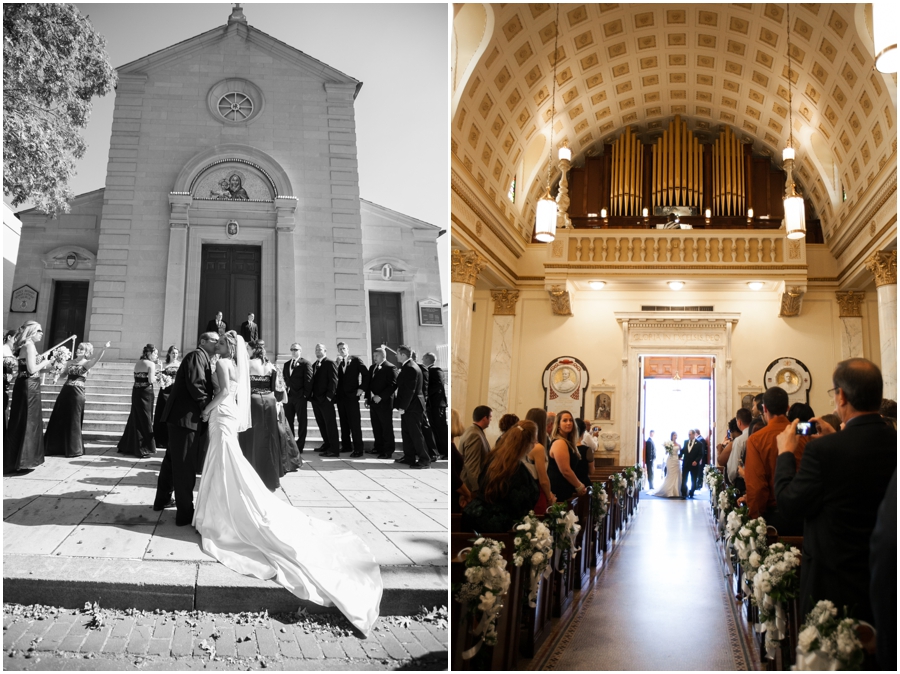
[551,496,578,618]
[573,487,592,590]
[519,550,553,658]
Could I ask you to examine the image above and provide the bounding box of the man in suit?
[282,343,312,451]
[154,331,217,525]
[458,405,492,493]
[205,311,226,336]
[775,358,896,624]
[394,344,430,469]
[679,430,704,498]
[411,350,438,461]
[644,430,656,490]
[367,347,397,459]
[310,343,340,456]
[240,313,259,343]
[335,341,370,458]
[422,352,448,460]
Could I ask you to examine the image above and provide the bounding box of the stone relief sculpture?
[193,165,272,201]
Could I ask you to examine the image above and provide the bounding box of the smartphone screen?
[795,421,814,436]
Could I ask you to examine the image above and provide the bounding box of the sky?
[14,2,449,230]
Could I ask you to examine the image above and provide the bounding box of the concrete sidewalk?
[3,444,449,615]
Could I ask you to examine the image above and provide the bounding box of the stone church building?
[8,6,444,364]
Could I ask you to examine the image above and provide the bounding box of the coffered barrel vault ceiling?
[452,3,897,246]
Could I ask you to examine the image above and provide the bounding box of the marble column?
[864,250,897,399]
[485,289,519,443]
[451,250,486,415]
[835,291,865,360]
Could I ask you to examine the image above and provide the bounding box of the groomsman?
[422,352,448,460]
[240,313,259,343]
[367,347,397,458]
[644,430,656,490]
[311,343,340,456]
[282,343,312,451]
[335,341,370,458]
[394,345,430,469]
[205,311,226,336]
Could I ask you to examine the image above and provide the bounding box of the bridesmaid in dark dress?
[44,341,110,457]
[3,329,17,435]
[548,410,588,501]
[152,345,181,448]
[4,321,54,473]
[117,344,158,458]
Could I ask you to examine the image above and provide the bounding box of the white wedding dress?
[194,343,382,635]
[654,452,683,498]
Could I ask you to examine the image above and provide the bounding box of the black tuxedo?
[367,361,397,457]
[205,318,226,335]
[311,357,339,453]
[775,414,896,623]
[424,364,448,457]
[395,358,429,466]
[644,437,656,489]
[418,364,438,460]
[680,438,704,497]
[240,321,259,343]
[282,357,312,450]
[336,355,370,455]
[155,348,213,524]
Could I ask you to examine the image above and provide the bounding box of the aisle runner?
[539,494,749,671]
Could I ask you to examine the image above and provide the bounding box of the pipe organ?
[609,126,643,216]
[712,125,746,216]
[652,115,702,211]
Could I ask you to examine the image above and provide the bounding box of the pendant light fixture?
[534,4,561,243]
[782,4,806,240]
[873,1,898,73]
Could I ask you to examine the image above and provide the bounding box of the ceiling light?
[589,281,606,290]
[874,1,898,73]
[668,281,684,291]
[747,282,764,291]
[782,5,806,240]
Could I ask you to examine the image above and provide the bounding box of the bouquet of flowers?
[633,464,643,482]
[590,482,609,529]
[663,440,679,458]
[622,466,636,495]
[752,542,802,660]
[717,486,740,533]
[511,512,554,608]
[454,537,511,656]
[795,600,867,671]
[732,516,768,600]
[544,501,581,571]
[724,505,749,544]
[705,467,725,505]
[609,472,628,500]
[48,346,72,383]
[3,355,17,386]
[156,372,175,389]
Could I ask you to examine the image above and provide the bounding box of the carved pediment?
[42,246,96,270]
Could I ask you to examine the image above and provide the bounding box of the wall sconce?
[747,282,764,291]
[589,281,606,290]
[668,281,685,291]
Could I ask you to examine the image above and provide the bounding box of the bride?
[654,431,683,498]
[194,331,382,635]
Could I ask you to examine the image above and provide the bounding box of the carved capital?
[835,291,865,317]
[548,284,573,316]
[779,287,804,317]
[491,289,520,316]
[451,249,486,286]
[864,250,897,287]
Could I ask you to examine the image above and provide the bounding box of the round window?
[217,92,254,122]
[207,79,264,125]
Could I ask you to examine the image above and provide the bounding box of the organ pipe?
[711,125,746,216]
[610,126,643,216]
[651,115,703,211]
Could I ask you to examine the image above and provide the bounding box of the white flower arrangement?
[732,516,768,600]
[48,345,72,383]
[609,472,628,500]
[511,512,554,608]
[455,537,511,657]
[156,372,174,390]
[590,482,609,530]
[544,502,582,572]
[794,600,867,671]
[705,467,725,506]
[663,440,679,457]
[752,542,802,660]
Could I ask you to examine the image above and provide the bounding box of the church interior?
[450,3,896,670]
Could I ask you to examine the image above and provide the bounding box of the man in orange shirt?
[740,386,808,534]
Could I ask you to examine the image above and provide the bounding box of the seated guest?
[787,402,815,422]
[525,407,555,515]
[462,420,540,533]
[574,417,594,484]
[548,410,588,501]
[497,413,519,436]
[726,408,752,493]
[741,386,808,534]
[458,405,492,495]
[775,358,896,624]
[450,409,467,513]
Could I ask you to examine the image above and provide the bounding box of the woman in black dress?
[462,420,540,533]
[3,329,17,434]
[4,321,55,473]
[548,410,588,501]
[117,344,158,458]
[44,341,110,457]
[152,345,181,448]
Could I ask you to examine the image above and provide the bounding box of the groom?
[154,331,217,525]
[680,429,704,498]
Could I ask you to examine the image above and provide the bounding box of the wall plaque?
[764,357,811,406]
[542,356,589,417]
[10,285,38,313]
[418,300,443,326]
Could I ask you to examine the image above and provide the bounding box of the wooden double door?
[49,281,89,348]
[198,245,261,339]
[369,291,403,365]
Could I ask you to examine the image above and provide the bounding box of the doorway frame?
[615,312,739,465]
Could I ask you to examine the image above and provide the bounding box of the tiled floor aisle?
[546,492,744,671]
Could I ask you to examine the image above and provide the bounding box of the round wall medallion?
[207,78,264,125]
[764,357,811,405]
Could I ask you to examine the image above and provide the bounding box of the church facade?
[451,4,896,456]
[8,7,445,364]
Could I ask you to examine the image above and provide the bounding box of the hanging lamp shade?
[535,192,558,242]
[784,194,806,239]
[874,1,898,73]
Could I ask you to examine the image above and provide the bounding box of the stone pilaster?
[451,250,486,414]
[275,197,298,359]
[486,290,519,424]
[835,291,865,360]
[161,193,192,350]
[865,251,897,398]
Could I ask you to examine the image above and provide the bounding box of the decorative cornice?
[831,168,897,259]
[450,213,519,285]
[451,249,487,286]
[835,291,865,317]
[864,250,897,287]
[491,289,520,316]
[451,165,525,259]
[544,263,809,271]
[548,285,573,316]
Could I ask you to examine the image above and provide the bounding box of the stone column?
[835,291,865,360]
[864,250,897,399]
[451,250,486,415]
[486,289,519,428]
[161,193,192,349]
[274,197,298,360]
